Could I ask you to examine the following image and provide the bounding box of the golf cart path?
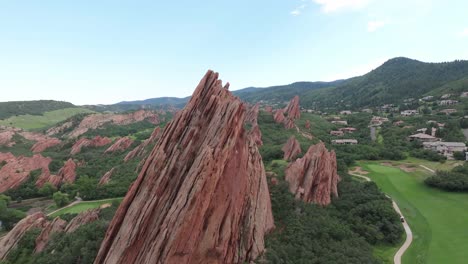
[350,173,412,264]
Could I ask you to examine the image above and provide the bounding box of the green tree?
[53,191,70,207]
[38,182,57,198]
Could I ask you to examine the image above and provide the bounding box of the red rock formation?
[246,103,260,125]
[46,121,74,136]
[282,136,302,161]
[284,96,300,120]
[55,110,160,138]
[264,106,273,114]
[65,208,100,233]
[305,120,311,129]
[273,109,285,123]
[104,137,134,153]
[70,136,112,155]
[99,168,115,185]
[0,153,52,192]
[249,124,263,146]
[285,142,340,206]
[59,159,77,184]
[124,127,161,162]
[0,212,47,260]
[0,130,15,147]
[94,70,274,264]
[31,138,61,153]
[35,217,68,253]
[284,118,295,130]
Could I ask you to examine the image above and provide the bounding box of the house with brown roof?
[332,139,358,145]
[408,133,439,142]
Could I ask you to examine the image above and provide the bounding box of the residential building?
[421,96,434,101]
[438,100,458,106]
[423,141,467,159]
[394,120,404,126]
[340,110,352,115]
[332,139,358,145]
[339,127,357,133]
[408,133,439,142]
[330,130,344,136]
[461,92,468,98]
[441,94,452,99]
[331,120,348,125]
[401,110,418,116]
[440,109,457,115]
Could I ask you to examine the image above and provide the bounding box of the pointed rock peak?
[285,142,340,206]
[94,70,274,264]
[274,109,285,124]
[284,95,301,120]
[305,120,311,129]
[282,136,302,161]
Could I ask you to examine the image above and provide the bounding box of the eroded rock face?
[246,103,260,125]
[53,110,160,138]
[36,158,77,188]
[305,120,311,129]
[94,70,274,264]
[282,136,302,161]
[65,209,100,233]
[35,217,68,253]
[0,130,16,147]
[284,118,295,130]
[124,127,161,162]
[273,109,285,124]
[70,136,112,155]
[264,106,273,114]
[284,96,300,120]
[99,168,115,185]
[104,137,134,153]
[0,153,52,192]
[0,212,47,260]
[285,142,339,206]
[31,138,62,153]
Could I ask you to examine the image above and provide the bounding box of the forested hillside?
[0,101,75,120]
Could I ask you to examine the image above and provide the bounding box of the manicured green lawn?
[359,162,468,264]
[49,198,122,218]
[0,107,94,130]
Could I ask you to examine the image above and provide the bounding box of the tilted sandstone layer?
[65,208,100,233]
[285,142,339,206]
[246,103,263,146]
[124,127,161,162]
[0,153,52,192]
[49,110,160,138]
[94,70,274,264]
[70,136,112,155]
[31,138,62,153]
[0,130,16,147]
[246,103,260,125]
[36,158,77,188]
[305,120,311,129]
[99,168,115,185]
[282,136,302,161]
[273,109,285,124]
[283,95,300,120]
[104,137,134,153]
[0,212,47,260]
[35,217,68,253]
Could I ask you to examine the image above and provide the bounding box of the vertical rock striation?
[285,142,339,206]
[282,136,302,161]
[94,70,274,264]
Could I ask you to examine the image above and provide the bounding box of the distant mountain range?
[2,57,468,115]
[114,57,468,110]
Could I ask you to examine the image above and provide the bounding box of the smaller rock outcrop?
[282,136,302,161]
[65,209,100,233]
[99,168,115,185]
[246,103,260,125]
[283,96,300,120]
[104,137,134,153]
[285,142,339,206]
[124,127,161,162]
[36,158,77,188]
[35,217,68,253]
[0,212,47,260]
[31,138,62,153]
[264,106,273,114]
[284,118,295,129]
[0,130,16,147]
[71,136,112,155]
[273,110,285,123]
[305,120,311,129]
[0,153,52,192]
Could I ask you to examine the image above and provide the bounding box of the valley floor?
[356,161,468,264]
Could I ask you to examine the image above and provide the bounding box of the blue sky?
[1,0,467,105]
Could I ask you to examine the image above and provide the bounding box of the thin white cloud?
[313,0,371,13]
[458,28,468,38]
[367,20,386,32]
[291,4,307,16]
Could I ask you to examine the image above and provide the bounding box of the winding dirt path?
[349,172,412,264]
[419,165,435,173]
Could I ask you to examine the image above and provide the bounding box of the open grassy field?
[0,107,94,130]
[357,161,468,264]
[49,198,122,218]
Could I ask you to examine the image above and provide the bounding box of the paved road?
[350,173,412,264]
[419,165,435,173]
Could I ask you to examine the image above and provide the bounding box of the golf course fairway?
[359,162,468,264]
